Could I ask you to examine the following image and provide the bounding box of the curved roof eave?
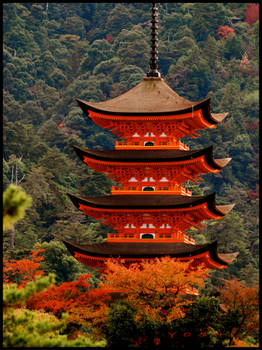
[67,192,233,217]
[75,96,214,118]
[73,144,230,170]
[62,239,236,266]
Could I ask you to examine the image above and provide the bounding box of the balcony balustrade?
[115,139,189,150]
[112,184,192,196]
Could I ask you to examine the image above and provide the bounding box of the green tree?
[203,35,220,66]
[190,3,231,43]
[3,184,32,233]
[85,39,114,73]
[41,240,91,285]
[63,16,86,37]
[105,301,138,348]
[172,296,238,348]
[105,4,133,37]
[222,34,244,60]
[114,26,150,71]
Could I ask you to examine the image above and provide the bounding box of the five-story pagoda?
[63,3,238,271]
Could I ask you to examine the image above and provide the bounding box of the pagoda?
[63,3,238,271]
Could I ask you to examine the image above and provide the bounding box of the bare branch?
[17,175,25,184]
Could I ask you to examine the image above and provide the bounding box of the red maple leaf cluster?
[217,25,236,40]
[105,35,113,44]
[245,120,259,132]
[247,184,259,201]
[245,3,259,25]
[27,274,92,315]
[3,248,45,288]
[26,274,114,327]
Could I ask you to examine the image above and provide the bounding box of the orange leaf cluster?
[3,248,45,288]
[219,280,259,340]
[101,257,209,322]
[227,337,258,347]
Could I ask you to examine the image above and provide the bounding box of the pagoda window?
[160,177,169,182]
[140,223,154,228]
[144,141,154,146]
[160,224,171,228]
[129,177,138,182]
[140,233,155,239]
[124,224,136,228]
[142,186,155,191]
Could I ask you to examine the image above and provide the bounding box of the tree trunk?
[9,228,15,249]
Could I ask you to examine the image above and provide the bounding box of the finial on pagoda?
[147,2,161,78]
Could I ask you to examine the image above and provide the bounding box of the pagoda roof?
[75,77,228,123]
[73,144,231,170]
[63,239,238,268]
[68,192,234,217]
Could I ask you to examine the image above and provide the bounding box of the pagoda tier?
[73,145,231,194]
[75,77,228,149]
[68,193,234,243]
[63,240,238,270]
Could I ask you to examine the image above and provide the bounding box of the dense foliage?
[3,2,259,347]
[4,249,259,347]
[3,274,106,347]
[101,258,208,323]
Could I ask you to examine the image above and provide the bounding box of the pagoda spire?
[147,2,161,78]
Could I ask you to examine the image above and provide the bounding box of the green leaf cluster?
[3,184,32,231]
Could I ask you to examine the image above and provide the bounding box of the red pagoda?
[63,3,238,272]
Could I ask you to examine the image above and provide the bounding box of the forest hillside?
[3,3,259,288]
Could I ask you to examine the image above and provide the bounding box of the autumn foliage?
[245,3,259,25]
[217,25,236,40]
[247,184,259,200]
[101,257,209,322]
[26,273,113,332]
[105,35,113,44]
[26,257,209,334]
[218,280,259,342]
[3,248,45,288]
[3,249,259,346]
